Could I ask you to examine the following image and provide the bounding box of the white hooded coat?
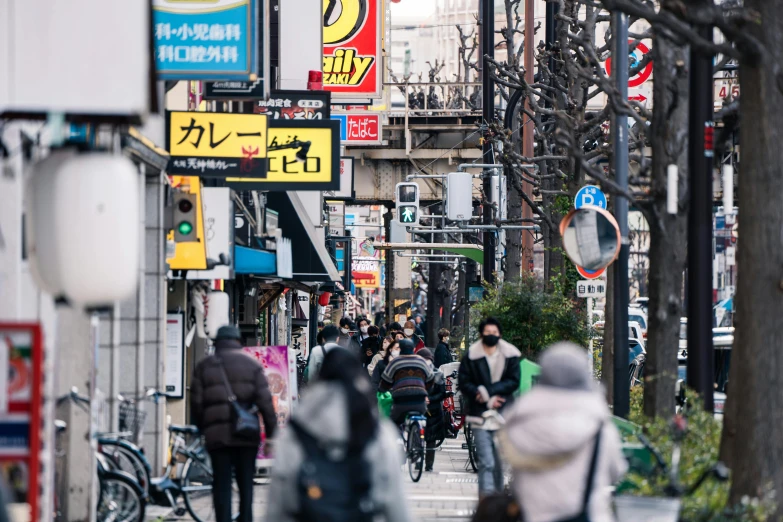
[264,382,411,522]
[498,385,628,522]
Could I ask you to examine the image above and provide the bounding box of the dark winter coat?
[361,336,382,366]
[371,359,388,392]
[425,369,447,443]
[190,339,278,450]
[458,339,522,418]
[434,341,452,368]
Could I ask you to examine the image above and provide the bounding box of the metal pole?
[384,207,394,323]
[687,7,715,412]
[611,11,630,419]
[588,297,595,373]
[481,0,496,283]
[521,0,535,272]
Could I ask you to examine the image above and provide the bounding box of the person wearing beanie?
[191,325,278,522]
[498,342,627,522]
[379,339,434,425]
[418,348,447,472]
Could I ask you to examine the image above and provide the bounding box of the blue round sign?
[574,185,607,210]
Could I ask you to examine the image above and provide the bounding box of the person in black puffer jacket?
[191,325,278,522]
[418,348,446,472]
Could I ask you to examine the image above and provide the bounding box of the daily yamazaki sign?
[322,0,382,100]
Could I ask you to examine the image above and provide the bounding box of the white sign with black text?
[577,280,607,298]
[165,313,185,398]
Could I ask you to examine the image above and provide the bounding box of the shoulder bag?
[216,357,261,440]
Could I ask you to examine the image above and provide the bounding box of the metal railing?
[385,80,483,118]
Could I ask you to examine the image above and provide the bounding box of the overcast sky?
[390,0,437,24]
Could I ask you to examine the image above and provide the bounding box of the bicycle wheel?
[99,441,151,498]
[407,423,424,483]
[97,470,146,522]
[182,456,240,522]
[465,426,478,473]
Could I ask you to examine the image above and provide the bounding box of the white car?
[629,321,645,348]
[628,307,648,337]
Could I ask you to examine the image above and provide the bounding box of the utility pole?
[384,207,394,322]
[687,0,715,412]
[480,0,496,283]
[611,11,630,418]
[521,0,535,272]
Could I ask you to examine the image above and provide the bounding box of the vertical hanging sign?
[153,0,265,88]
[323,0,382,101]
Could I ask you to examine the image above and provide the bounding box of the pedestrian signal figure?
[498,342,627,522]
[265,349,412,522]
[458,317,521,497]
[190,326,278,522]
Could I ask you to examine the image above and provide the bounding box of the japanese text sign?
[332,113,382,144]
[576,280,607,298]
[323,0,382,100]
[226,120,341,191]
[254,90,331,120]
[153,0,263,83]
[167,111,268,178]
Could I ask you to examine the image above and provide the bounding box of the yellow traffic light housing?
[166,175,207,270]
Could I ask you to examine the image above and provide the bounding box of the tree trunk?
[505,174,523,281]
[602,262,615,405]
[642,28,689,420]
[721,0,783,510]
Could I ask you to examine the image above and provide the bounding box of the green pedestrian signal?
[400,206,417,224]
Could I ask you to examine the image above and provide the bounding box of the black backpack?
[289,419,376,522]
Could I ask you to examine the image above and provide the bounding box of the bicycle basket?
[613,495,680,522]
[118,402,147,442]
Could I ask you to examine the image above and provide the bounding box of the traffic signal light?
[173,193,198,242]
[395,182,419,227]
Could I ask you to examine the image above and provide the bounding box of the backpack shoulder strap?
[581,423,604,510]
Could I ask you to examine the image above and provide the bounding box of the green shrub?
[470,273,590,360]
[624,390,775,521]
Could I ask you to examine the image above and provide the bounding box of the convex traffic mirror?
[559,206,621,271]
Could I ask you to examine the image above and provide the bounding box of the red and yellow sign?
[323,0,382,100]
[352,258,380,288]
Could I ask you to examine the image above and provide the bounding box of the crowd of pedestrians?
[183,313,627,522]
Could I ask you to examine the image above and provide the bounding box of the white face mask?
[341,328,350,334]
[390,349,401,358]
[443,337,450,343]
[360,326,368,334]
[404,329,414,337]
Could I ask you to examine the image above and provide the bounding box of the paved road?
[145,436,479,521]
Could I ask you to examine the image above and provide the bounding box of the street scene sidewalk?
[144,437,479,521]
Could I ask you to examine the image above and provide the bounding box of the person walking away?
[361,325,382,369]
[418,348,446,472]
[306,325,343,383]
[191,325,278,522]
[434,329,452,368]
[458,317,521,497]
[402,321,425,352]
[379,339,434,426]
[498,342,627,522]
[414,315,427,345]
[368,335,392,377]
[371,339,399,391]
[265,349,412,522]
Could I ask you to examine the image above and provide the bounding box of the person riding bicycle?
[417,348,446,472]
[498,342,627,522]
[379,339,434,426]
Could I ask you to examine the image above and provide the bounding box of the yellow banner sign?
[168,111,267,158]
[226,120,340,191]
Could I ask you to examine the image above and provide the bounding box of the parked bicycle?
[55,388,145,522]
[98,389,240,522]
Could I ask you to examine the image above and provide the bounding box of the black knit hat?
[215,325,241,341]
[418,348,434,361]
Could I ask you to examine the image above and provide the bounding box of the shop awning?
[265,192,340,282]
[234,245,276,275]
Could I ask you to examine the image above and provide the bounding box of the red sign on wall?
[333,113,382,145]
[323,0,382,101]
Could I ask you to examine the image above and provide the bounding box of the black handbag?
[216,357,261,440]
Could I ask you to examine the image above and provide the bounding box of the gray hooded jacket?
[265,382,412,522]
